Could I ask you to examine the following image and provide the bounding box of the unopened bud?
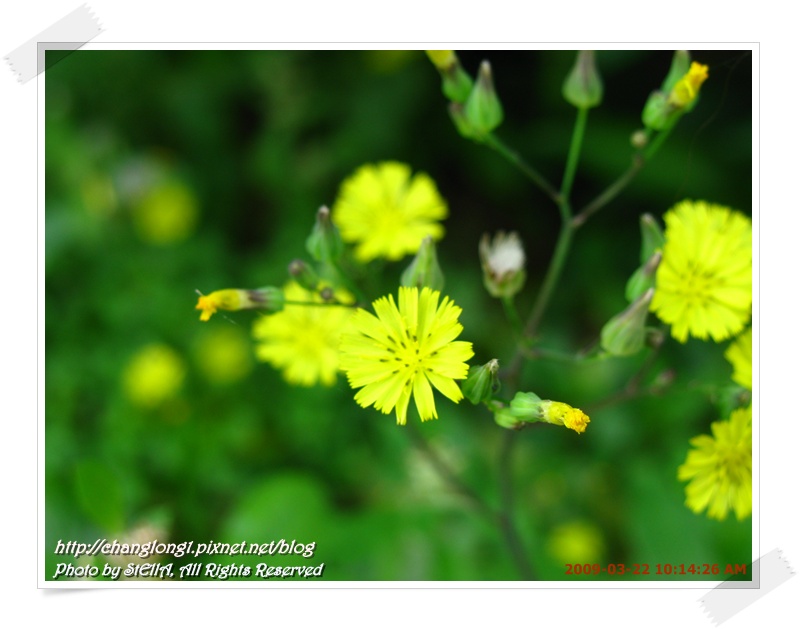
[426,50,474,103]
[319,286,335,302]
[642,53,708,130]
[195,287,284,322]
[660,50,691,94]
[600,288,654,357]
[631,129,649,150]
[462,359,500,405]
[306,205,344,263]
[625,250,662,302]
[448,102,478,139]
[401,235,445,291]
[509,392,590,434]
[463,61,504,138]
[288,259,320,291]
[493,404,524,430]
[638,213,665,265]
[479,231,526,298]
[562,51,603,109]
[668,61,708,109]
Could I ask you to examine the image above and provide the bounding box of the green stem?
[571,156,643,228]
[501,295,523,338]
[560,107,589,202]
[405,424,495,522]
[525,219,574,340]
[282,300,357,308]
[483,133,561,204]
[643,118,678,161]
[505,218,574,389]
[498,430,536,580]
[406,423,536,579]
[572,121,678,229]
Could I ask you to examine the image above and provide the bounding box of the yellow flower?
[195,287,284,322]
[123,344,186,408]
[339,286,474,425]
[547,521,605,565]
[194,327,254,385]
[539,400,591,434]
[252,282,354,387]
[650,200,751,343]
[331,162,448,262]
[509,393,591,434]
[669,61,709,108]
[678,406,752,521]
[425,50,456,70]
[725,328,752,390]
[131,179,198,245]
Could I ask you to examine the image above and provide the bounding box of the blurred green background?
[45,49,752,581]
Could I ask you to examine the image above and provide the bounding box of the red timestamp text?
[565,563,748,577]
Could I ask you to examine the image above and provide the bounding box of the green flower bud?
[448,102,478,140]
[630,129,649,150]
[660,50,691,94]
[642,91,674,131]
[493,405,524,430]
[625,250,661,302]
[425,50,474,103]
[401,235,445,291]
[600,288,654,357]
[479,231,526,298]
[462,359,500,405]
[463,61,504,138]
[509,391,542,420]
[306,205,344,263]
[562,51,603,109]
[638,213,665,265]
[288,259,320,292]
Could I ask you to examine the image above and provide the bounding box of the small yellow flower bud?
[642,53,708,130]
[539,400,590,434]
[509,392,590,434]
[669,62,709,108]
[196,287,284,321]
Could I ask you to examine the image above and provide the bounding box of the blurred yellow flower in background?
[131,179,198,245]
[332,162,447,262]
[194,327,254,385]
[547,521,605,565]
[123,343,186,408]
[252,282,355,387]
[725,328,752,390]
